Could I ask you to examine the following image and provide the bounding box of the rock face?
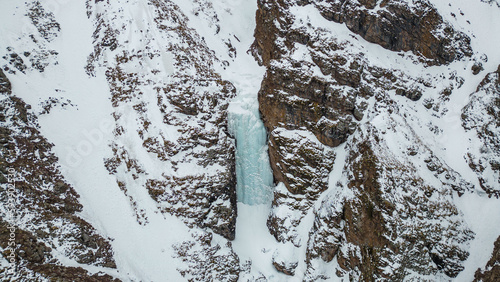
[253,0,484,280]
[252,0,472,66]
[84,0,240,280]
[172,230,240,281]
[462,65,500,198]
[312,0,472,65]
[0,69,116,280]
[475,235,500,281]
[2,0,241,280]
[306,120,473,280]
[266,129,335,246]
[86,0,237,240]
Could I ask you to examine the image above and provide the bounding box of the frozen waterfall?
[228,91,273,205]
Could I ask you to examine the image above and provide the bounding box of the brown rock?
[258,65,357,148]
[315,0,472,65]
[0,69,11,94]
[474,235,500,281]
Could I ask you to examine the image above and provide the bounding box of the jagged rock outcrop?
[266,129,335,246]
[475,235,500,281]
[173,230,240,282]
[312,0,472,65]
[0,68,116,280]
[83,0,243,279]
[462,65,500,198]
[305,113,474,280]
[252,0,472,66]
[254,0,471,150]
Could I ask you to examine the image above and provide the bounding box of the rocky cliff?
[1,0,240,280]
[475,235,500,281]
[86,0,238,240]
[253,0,499,280]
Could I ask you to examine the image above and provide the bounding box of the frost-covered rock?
[86,0,238,239]
[1,0,499,280]
[306,119,474,280]
[173,230,240,282]
[462,65,500,198]
[266,129,335,245]
[252,0,495,281]
[0,68,116,280]
[272,245,299,276]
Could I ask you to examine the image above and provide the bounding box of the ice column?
[228,94,273,205]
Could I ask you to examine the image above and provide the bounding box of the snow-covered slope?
[0,0,499,281]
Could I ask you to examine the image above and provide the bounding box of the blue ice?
[228,94,273,205]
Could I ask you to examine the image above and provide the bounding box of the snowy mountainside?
[0,0,499,281]
[462,66,500,197]
[86,0,238,239]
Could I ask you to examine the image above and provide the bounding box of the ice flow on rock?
[228,91,273,205]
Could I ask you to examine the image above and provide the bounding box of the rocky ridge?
[462,65,500,198]
[86,0,237,240]
[475,235,500,281]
